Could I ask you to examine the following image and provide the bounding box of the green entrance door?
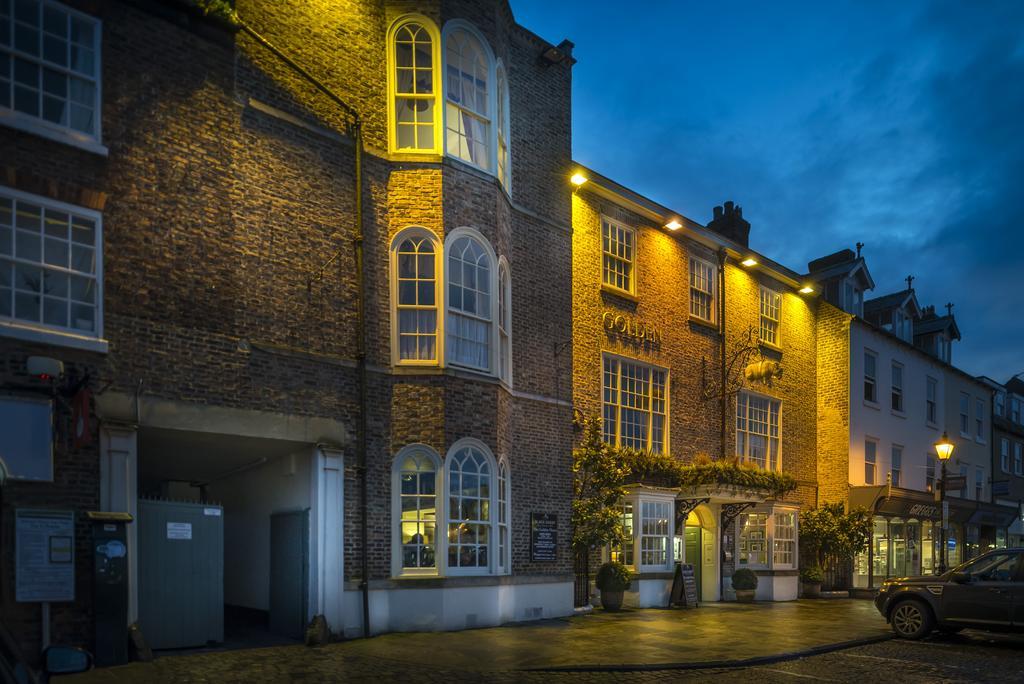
[685,526,702,600]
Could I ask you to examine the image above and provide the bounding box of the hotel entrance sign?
[530,513,557,561]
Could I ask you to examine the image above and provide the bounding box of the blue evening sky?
[512,0,1024,382]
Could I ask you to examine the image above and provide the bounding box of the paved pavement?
[65,601,1024,682]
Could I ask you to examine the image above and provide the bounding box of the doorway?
[684,525,702,600]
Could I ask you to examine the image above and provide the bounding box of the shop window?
[1,187,102,340]
[758,286,781,346]
[864,351,877,403]
[445,231,495,372]
[688,257,716,323]
[392,445,441,576]
[391,228,441,364]
[609,500,635,567]
[890,363,903,412]
[601,217,635,294]
[890,446,902,487]
[736,392,780,470]
[864,439,877,485]
[738,513,767,567]
[639,499,671,568]
[446,440,497,574]
[0,395,52,481]
[444,25,491,170]
[772,511,796,567]
[926,376,937,423]
[959,392,969,436]
[388,17,441,153]
[602,354,668,453]
[1,0,102,146]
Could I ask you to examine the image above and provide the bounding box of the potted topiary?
[800,565,824,598]
[731,568,758,602]
[595,561,632,611]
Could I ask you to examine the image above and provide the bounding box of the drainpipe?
[232,18,371,638]
[717,248,727,602]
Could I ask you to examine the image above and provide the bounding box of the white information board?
[16,509,75,603]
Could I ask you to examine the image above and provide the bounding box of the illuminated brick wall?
[815,302,853,505]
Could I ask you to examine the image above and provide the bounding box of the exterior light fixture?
[570,173,588,187]
[934,432,955,461]
[740,257,758,267]
[799,285,815,294]
[665,220,682,231]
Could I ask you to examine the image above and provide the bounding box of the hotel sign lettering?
[601,311,662,346]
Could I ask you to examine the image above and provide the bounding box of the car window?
[964,554,1016,582]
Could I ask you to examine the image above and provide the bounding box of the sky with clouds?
[512,0,1024,382]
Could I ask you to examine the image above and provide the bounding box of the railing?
[573,549,590,607]
[821,553,852,590]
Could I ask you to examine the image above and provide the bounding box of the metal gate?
[138,498,224,649]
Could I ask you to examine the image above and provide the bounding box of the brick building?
[1,0,575,660]
[570,168,818,605]
[983,376,1024,546]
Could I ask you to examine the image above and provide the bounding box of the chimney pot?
[708,199,751,247]
[724,200,734,213]
[713,205,723,218]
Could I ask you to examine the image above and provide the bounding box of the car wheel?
[890,599,934,639]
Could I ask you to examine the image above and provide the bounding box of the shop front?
[850,486,1018,588]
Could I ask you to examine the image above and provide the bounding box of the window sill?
[890,409,906,419]
[863,399,881,411]
[0,320,108,354]
[0,111,108,156]
[758,342,783,354]
[688,316,719,334]
[600,284,638,303]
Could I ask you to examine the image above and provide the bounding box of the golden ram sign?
[601,311,662,345]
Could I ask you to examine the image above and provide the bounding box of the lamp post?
[935,431,956,573]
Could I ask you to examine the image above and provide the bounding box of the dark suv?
[874,548,1024,639]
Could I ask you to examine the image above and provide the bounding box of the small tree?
[572,416,628,604]
[799,503,872,589]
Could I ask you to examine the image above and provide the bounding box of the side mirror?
[950,571,971,584]
[43,645,93,675]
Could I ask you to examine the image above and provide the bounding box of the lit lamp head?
[935,431,955,461]
[740,257,758,267]
[570,172,588,187]
[664,219,682,231]
[799,285,815,294]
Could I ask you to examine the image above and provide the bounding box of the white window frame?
[758,285,781,347]
[386,15,443,155]
[389,226,443,367]
[496,456,511,575]
[863,350,877,404]
[495,61,511,193]
[975,398,985,442]
[444,437,501,576]
[607,490,675,572]
[609,499,635,568]
[735,390,781,471]
[772,508,797,569]
[926,376,938,424]
[1001,438,1010,473]
[638,498,672,570]
[688,256,717,323]
[0,185,105,352]
[600,216,636,295]
[737,511,768,568]
[891,445,902,487]
[390,444,442,578]
[497,256,511,387]
[959,392,970,437]
[864,439,877,485]
[1,0,105,154]
[975,466,984,501]
[737,506,797,570]
[890,362,903,413]
[601,352,669,454]
[995,391,1005,417]
[1013,397,1022,424]
[443,226,498,375]
[441,20,495,174]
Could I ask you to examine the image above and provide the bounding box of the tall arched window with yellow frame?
[388,16,442,154]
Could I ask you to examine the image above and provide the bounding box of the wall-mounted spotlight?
[799,285,815,294]
[664,220,682,231]
[570,172,588,187]
[741,257,758,267]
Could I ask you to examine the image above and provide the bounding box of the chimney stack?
[707,200,751,247]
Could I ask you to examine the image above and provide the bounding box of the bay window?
[497,258,511,385]
[444,26,490,170]
[609,492,673,571]
[602,354,668,453]
[738,508,797,570]
[736,392,780,470]
[639,499,670,568]
[388,16,441,153]
[446,232,494,371]
[495,63,510,190]
[390,228,440,364]
[393,446,440,575]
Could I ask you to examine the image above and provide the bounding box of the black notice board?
[670,563,698,608]
[531,513,557,561]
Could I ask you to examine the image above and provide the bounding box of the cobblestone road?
[68,630,1024,683]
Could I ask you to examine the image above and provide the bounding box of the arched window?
[444,27,491,170]
[497,458,511,574]
[391,445,441,576]
[498,258,511,385]
[446,440,496,573]
[388,17,441,153]
[391,228,441,365]
[446,231,494,371]
[496,64,511,190]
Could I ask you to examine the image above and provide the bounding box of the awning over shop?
[849,486,1020,528]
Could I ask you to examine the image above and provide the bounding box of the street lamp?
[935,431,956,573]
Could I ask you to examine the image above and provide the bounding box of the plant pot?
[601,590,624,611]
[734,589,756,603]
[802,582,822,598]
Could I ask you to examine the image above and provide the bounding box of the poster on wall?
[531,513,557,561]
[16,509,75,603]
